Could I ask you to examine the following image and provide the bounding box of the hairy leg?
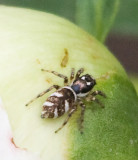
[91,90,106,98]
[26,85,60,106]
[70,68,75,83]
[55,105,77,133]
[75,68,84,79]
[41,69,68,85]
[86,90,106,108]
[78,98,86,134]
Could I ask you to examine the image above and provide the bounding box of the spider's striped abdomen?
[41,87,76,119]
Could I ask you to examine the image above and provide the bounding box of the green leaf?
[76,0,120,42]
[112,0,138,36]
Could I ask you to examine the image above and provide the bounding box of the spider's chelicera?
[26,68,106,133]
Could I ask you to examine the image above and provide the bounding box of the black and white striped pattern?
[41,87,76,119]
[26,68,106,133]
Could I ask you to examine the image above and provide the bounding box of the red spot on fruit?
[11,138,19,148]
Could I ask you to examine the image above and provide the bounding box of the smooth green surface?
[0,5,137,160]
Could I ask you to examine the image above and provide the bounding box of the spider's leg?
[75,68,84,79]
[91,90,106,98]
[41,69,68,85]
[78,98,86,134]
[86,95,104,108]
[70,68,75,83]
[26,85,60,106]
[91,97,104,108]
[55,105,77,133]
[86,90,106,108]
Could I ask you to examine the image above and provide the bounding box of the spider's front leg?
[91,90,106,98]
[70,68,75,83]
[86,90,106,108]
[41,69,68,85]
[75,68,84,79]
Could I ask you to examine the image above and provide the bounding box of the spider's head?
[71,74,96,97]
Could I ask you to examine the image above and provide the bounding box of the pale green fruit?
[0,5,138,160]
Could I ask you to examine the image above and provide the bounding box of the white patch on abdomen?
[51,92,63,97]
[65,100,69,113]
[43,101,54,107]
[54,108,58,118]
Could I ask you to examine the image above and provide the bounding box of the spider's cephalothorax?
[26,68,106,133]
[71,74,96,97]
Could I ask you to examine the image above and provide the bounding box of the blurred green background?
[0,0,138,92]
[1,0,138,36]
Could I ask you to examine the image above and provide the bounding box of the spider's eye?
[83,74,92,82]
[85,77,91,82]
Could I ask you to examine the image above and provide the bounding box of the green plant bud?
[0,5,137,160]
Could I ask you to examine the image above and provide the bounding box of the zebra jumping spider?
[26,68,106,133]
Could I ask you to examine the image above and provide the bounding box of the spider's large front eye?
[83,74,93,82]
[85,77,91,82]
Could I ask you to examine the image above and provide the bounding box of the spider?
[26,68,106,133]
